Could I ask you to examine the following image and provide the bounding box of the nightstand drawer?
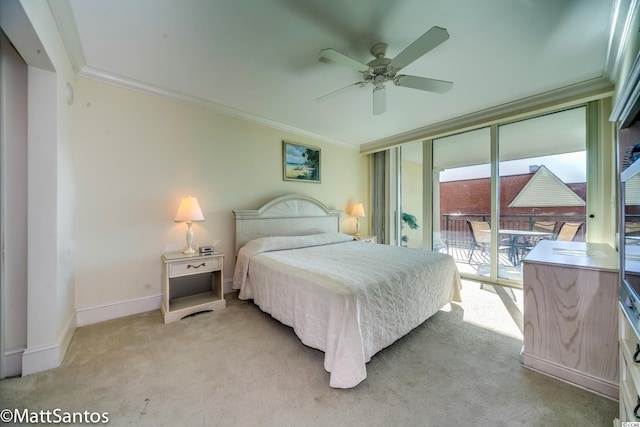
[169,257,221,277]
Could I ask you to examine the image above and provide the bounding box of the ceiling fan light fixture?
[317,26,453,115]
[373,86,386,116]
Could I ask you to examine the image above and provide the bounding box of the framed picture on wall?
[282,141,321,183]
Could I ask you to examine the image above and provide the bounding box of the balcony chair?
[556,221,584,241]
[467,220,513,264]
[518,221,557,260]
[531,220,557,236]
[625,222,640,245]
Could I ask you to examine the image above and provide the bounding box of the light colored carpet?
[0,281,617,426]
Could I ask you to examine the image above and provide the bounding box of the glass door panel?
[497,107,587,282]
[433,128,492,278]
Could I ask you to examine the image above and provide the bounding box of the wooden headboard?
[233,194,342,253]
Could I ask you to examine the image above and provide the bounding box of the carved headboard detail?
[233,194,342,253]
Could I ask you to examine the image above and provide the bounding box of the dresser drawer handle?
[634,344,640,363]
[187,263,206,269]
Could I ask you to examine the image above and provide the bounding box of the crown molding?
[604,0,639,82]
[78,66,356,149]
[47,0,355,148]
[47,0,85,74]
[611,49,640,126]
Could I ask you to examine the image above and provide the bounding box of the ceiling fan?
[317,26,453,115]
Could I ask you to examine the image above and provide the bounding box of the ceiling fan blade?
[373,86,386,115]
[319,48,370,72]
[394,75,453,93]
[316,81,367,102]
[390,26,449,71]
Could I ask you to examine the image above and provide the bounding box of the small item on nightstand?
[199,246,214,254]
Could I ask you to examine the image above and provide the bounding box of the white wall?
[0,30,28,377]
[25,66,59,350]
[73,77,369,323]
[0,1,369,370]
[0,0,77,376]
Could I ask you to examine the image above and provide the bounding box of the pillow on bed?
[233,232,355,298]
[242,232,354,254]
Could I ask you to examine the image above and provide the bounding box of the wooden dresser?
[521,240,619,400]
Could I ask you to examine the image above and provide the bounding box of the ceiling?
[54,0,615,148]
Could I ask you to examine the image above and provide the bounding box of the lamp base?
[183,222,196,255]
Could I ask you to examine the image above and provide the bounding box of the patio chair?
[467,220,512,264]
[518,221,557,260]
[625,222,640,245]
[518,221,556,258]
[556,221,584,241]
[532,220,557,236]
[626,222,640,236]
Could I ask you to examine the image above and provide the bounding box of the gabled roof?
[508,165,585,207]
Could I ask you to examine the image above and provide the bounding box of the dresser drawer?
[169,257,221,277]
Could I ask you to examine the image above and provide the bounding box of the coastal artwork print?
[283,141,321,183]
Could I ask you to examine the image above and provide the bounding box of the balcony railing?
[439,213,586,257]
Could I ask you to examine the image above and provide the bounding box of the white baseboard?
[17,279,235,376]
[22,343,62,375]
[77,279,234,327]
[21,310,76,376]
[76,294,162,327]
[3,346,26,378]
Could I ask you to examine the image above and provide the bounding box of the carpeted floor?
[0,281,617,426]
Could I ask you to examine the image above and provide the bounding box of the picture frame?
[282,141,321,183]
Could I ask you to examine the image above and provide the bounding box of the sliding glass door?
[426,107,587,284]
[497,107,586,282]
[432,128,491,277]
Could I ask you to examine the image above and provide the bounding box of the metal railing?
[440,213,587,255]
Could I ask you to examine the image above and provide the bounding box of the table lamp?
[174,196,205,254]
[351,202,365,239]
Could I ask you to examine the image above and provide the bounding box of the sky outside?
[440,151,586,183]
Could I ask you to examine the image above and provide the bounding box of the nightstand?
[356,235,377,243]
[161,251,226,323]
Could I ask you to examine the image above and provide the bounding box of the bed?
[232,194,462,388]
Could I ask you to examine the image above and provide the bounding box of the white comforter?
[233,233,462,388]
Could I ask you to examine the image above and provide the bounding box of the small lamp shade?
[174,196,205,222]
[174,196,205,255]
[351,203,365,218]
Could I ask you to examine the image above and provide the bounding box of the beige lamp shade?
[174,196,205,254]
[351,203,365,217]
[174,196,205,222]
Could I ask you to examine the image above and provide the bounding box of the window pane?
[433,127,491,277]
[497,107,587,282]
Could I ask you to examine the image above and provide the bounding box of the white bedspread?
[233,233,462,388]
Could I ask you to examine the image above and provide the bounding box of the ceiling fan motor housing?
[366,43,397,84]
[366,58,395,83]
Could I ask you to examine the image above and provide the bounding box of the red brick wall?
[440,173,586,216]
